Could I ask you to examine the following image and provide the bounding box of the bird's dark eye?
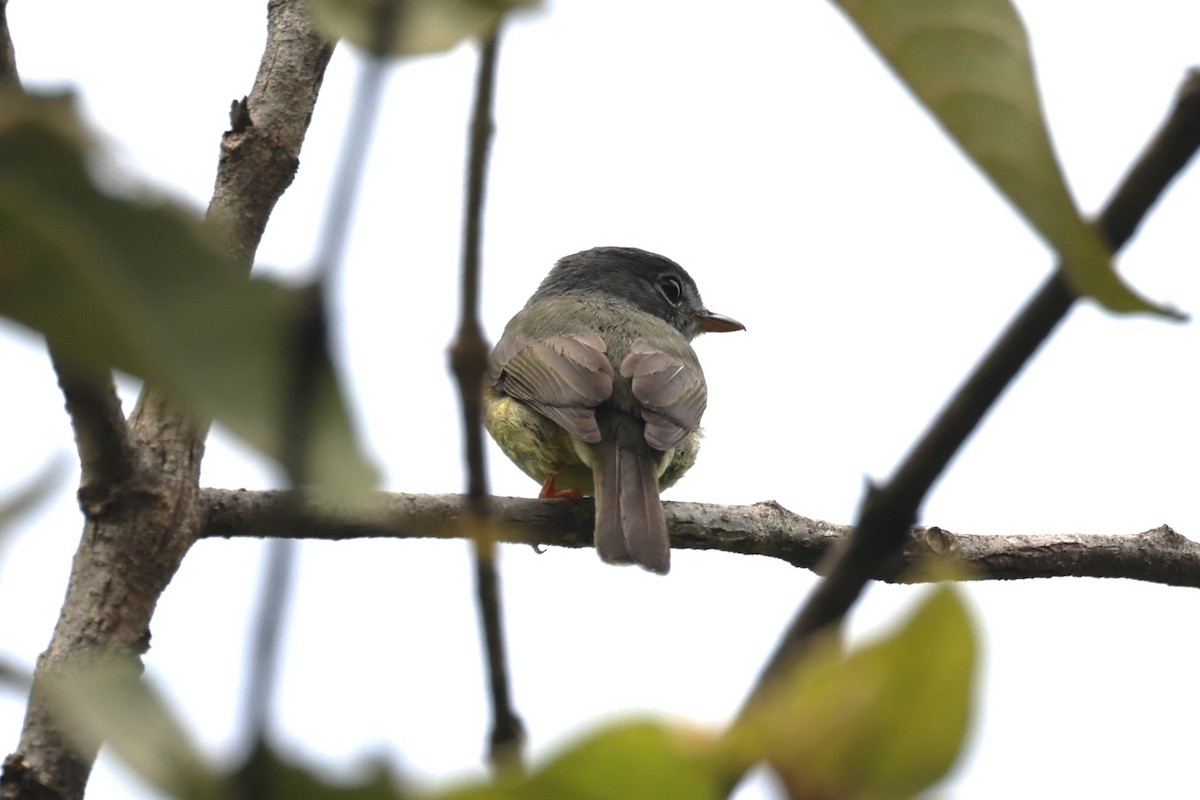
[658,276,683,304]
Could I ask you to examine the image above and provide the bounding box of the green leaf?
[435,720,726,800]
[0,90,377,492]
[47,659,225,800]
[732,586,976,799]
[833,0,1177,317]
[306,0,538,56]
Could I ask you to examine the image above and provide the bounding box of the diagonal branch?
[744,66,1200,707]
[46,350,142,513]
[197,488,1200,589]
[209,0,334,269]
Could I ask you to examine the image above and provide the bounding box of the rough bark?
[200,488,1200,589]
[0,2,333,798]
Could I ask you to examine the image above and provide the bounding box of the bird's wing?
[620,340,707,451]
[489,332,614,444]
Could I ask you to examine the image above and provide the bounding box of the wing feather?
[490,332,613,443]
[620,340,707,451]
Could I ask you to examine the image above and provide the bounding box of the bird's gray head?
[530,246,742,340]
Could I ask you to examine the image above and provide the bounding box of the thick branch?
[197,488,1200,589]
[1,3,333,798]
[209,0,334,269]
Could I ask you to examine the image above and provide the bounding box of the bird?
[483,246,743,574]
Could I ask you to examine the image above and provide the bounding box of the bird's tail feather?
[593,441,670,574]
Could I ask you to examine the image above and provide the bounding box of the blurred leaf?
[0,90,377,492]
[51,665,411,799]
[0,655,32,694]
[0,458,64,540]
[833,0,1178,317]
[731,586,976,799]
[52,659,411,800]
[436,720,726,800]
[307,0,538,56]
[0,461,62,694]
[235,744,406,799]
[48,659,225,800]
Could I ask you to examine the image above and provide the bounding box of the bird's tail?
[592,440,670,574]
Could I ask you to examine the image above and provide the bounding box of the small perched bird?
[483,247,743,574]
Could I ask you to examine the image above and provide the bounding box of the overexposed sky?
[2,2,1199,797]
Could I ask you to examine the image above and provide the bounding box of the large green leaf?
[834,0,1176,316]
[0,90,377,491]
[732,586,976,799]
[306,0,538,56]
[436,721,725,800]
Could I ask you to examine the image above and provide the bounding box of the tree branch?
[208,0,334,269]
[46,350,143,517]
[0,0,16,80]
[1,3,333,798]
[743,65,1200,705]
[197,488,1200,589]
[449,25,525,768]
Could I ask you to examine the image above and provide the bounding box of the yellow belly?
[482,388,700,495]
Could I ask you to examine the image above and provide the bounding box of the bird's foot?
[538,472,582,501]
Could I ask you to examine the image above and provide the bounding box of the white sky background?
[2,1,1199,797]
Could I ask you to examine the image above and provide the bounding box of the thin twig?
[0,657,32,695]
[743,67,1200,708]
[448,26,525,769]
[220,2,336,779]
[456,33,498,505]
[238,0,399,775]
[239,539,298,746]
[1097,68,1200,246]
[310,35,388,286]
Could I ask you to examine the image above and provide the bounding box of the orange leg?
[539,470,582,501]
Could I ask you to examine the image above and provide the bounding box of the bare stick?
[448,26,526,769]
[237,0,395,768]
